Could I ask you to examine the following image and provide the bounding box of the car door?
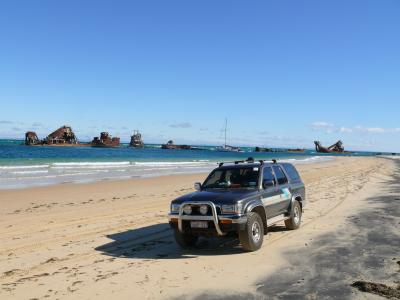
[260,166,282,218]
[281,163,305,201]
[272,165,292,214]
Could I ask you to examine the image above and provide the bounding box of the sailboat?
[216,119,243,152]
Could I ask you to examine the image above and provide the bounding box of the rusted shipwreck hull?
[287,148,306,153]
[314,140,350,153]
[255,147,305,153]
[91,132,120,148]
[46,126,78,145]
[25,125,80,146]
[255,147,274,152]
[161,140,191,150]
[129,130,144,148]
[25,131,40,145]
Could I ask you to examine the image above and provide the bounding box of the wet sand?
[0,157,398,299]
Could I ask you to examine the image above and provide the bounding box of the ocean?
[0,139,382,189]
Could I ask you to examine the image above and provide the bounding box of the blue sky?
[0,1,399,152]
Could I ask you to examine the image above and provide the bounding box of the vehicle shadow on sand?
[95,223,250,259]
[178,158,400,299]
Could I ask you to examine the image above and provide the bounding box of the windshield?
[202,167,260,189]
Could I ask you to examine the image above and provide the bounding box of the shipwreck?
[287,148,306,153]
[25,131,40,146]
[255,147,305,153]
[91,132,120,148]
[255,147,274,152]
[45,126,78,145]
[25,125,79,146]
[161,140,192,150]
[129,130,144,148]
[314,140,346,153]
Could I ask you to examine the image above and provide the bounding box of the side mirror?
[262,180,275,189]
[194,182,202,191]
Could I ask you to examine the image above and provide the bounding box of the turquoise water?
[0,139,384,189]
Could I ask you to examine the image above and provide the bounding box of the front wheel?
[284,200,302,230]
[239,212,264,252]
[173,229,198,248]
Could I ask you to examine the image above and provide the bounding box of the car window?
[283,164,300,181]
[203,167,260,189]
[262,167,275,184]
[272,166,288,185]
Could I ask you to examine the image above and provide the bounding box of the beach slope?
[0,157,398,299]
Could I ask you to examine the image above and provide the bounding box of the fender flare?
[244,199,265,213]
[244,200,267,227]
[290,194,303,210]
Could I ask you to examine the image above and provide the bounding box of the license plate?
[190,221,208,229]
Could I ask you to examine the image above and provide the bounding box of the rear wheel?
[239,212,264,252]
[173,229,198,248]
[285,200,302,230]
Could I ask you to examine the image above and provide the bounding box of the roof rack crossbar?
[217,158,277,167]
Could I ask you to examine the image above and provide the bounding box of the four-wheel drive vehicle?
[168,158,306,251]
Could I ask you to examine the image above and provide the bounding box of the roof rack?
[218,157,277,167]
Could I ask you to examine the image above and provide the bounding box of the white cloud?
[257,131,269,135]
[365,127,386,134]
[311,121,399,135]
[32,122,43,127]
[354,126,388,134]
[310,121,336,134]
[340,127,353,133]
[169,122,192,129]
[311,121,334,130]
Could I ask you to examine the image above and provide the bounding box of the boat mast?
[224,118,227,148]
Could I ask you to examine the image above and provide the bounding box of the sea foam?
[0,157,330,189]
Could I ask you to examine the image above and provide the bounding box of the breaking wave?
[0,156,331,189]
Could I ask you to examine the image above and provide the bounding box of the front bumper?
[168,201,247,236]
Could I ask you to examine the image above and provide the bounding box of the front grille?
[191,205,205,215]
[183,204,221,216]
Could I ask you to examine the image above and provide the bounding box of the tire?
[173,229,198,248]
[284,200,302,230]
[239,212,264,252]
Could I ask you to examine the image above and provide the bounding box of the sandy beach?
[1,156,399,299]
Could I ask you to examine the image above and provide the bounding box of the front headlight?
[171,203,180,213]
[183,205,192,215]
[221,204,241,214]
[199,205,208,215]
